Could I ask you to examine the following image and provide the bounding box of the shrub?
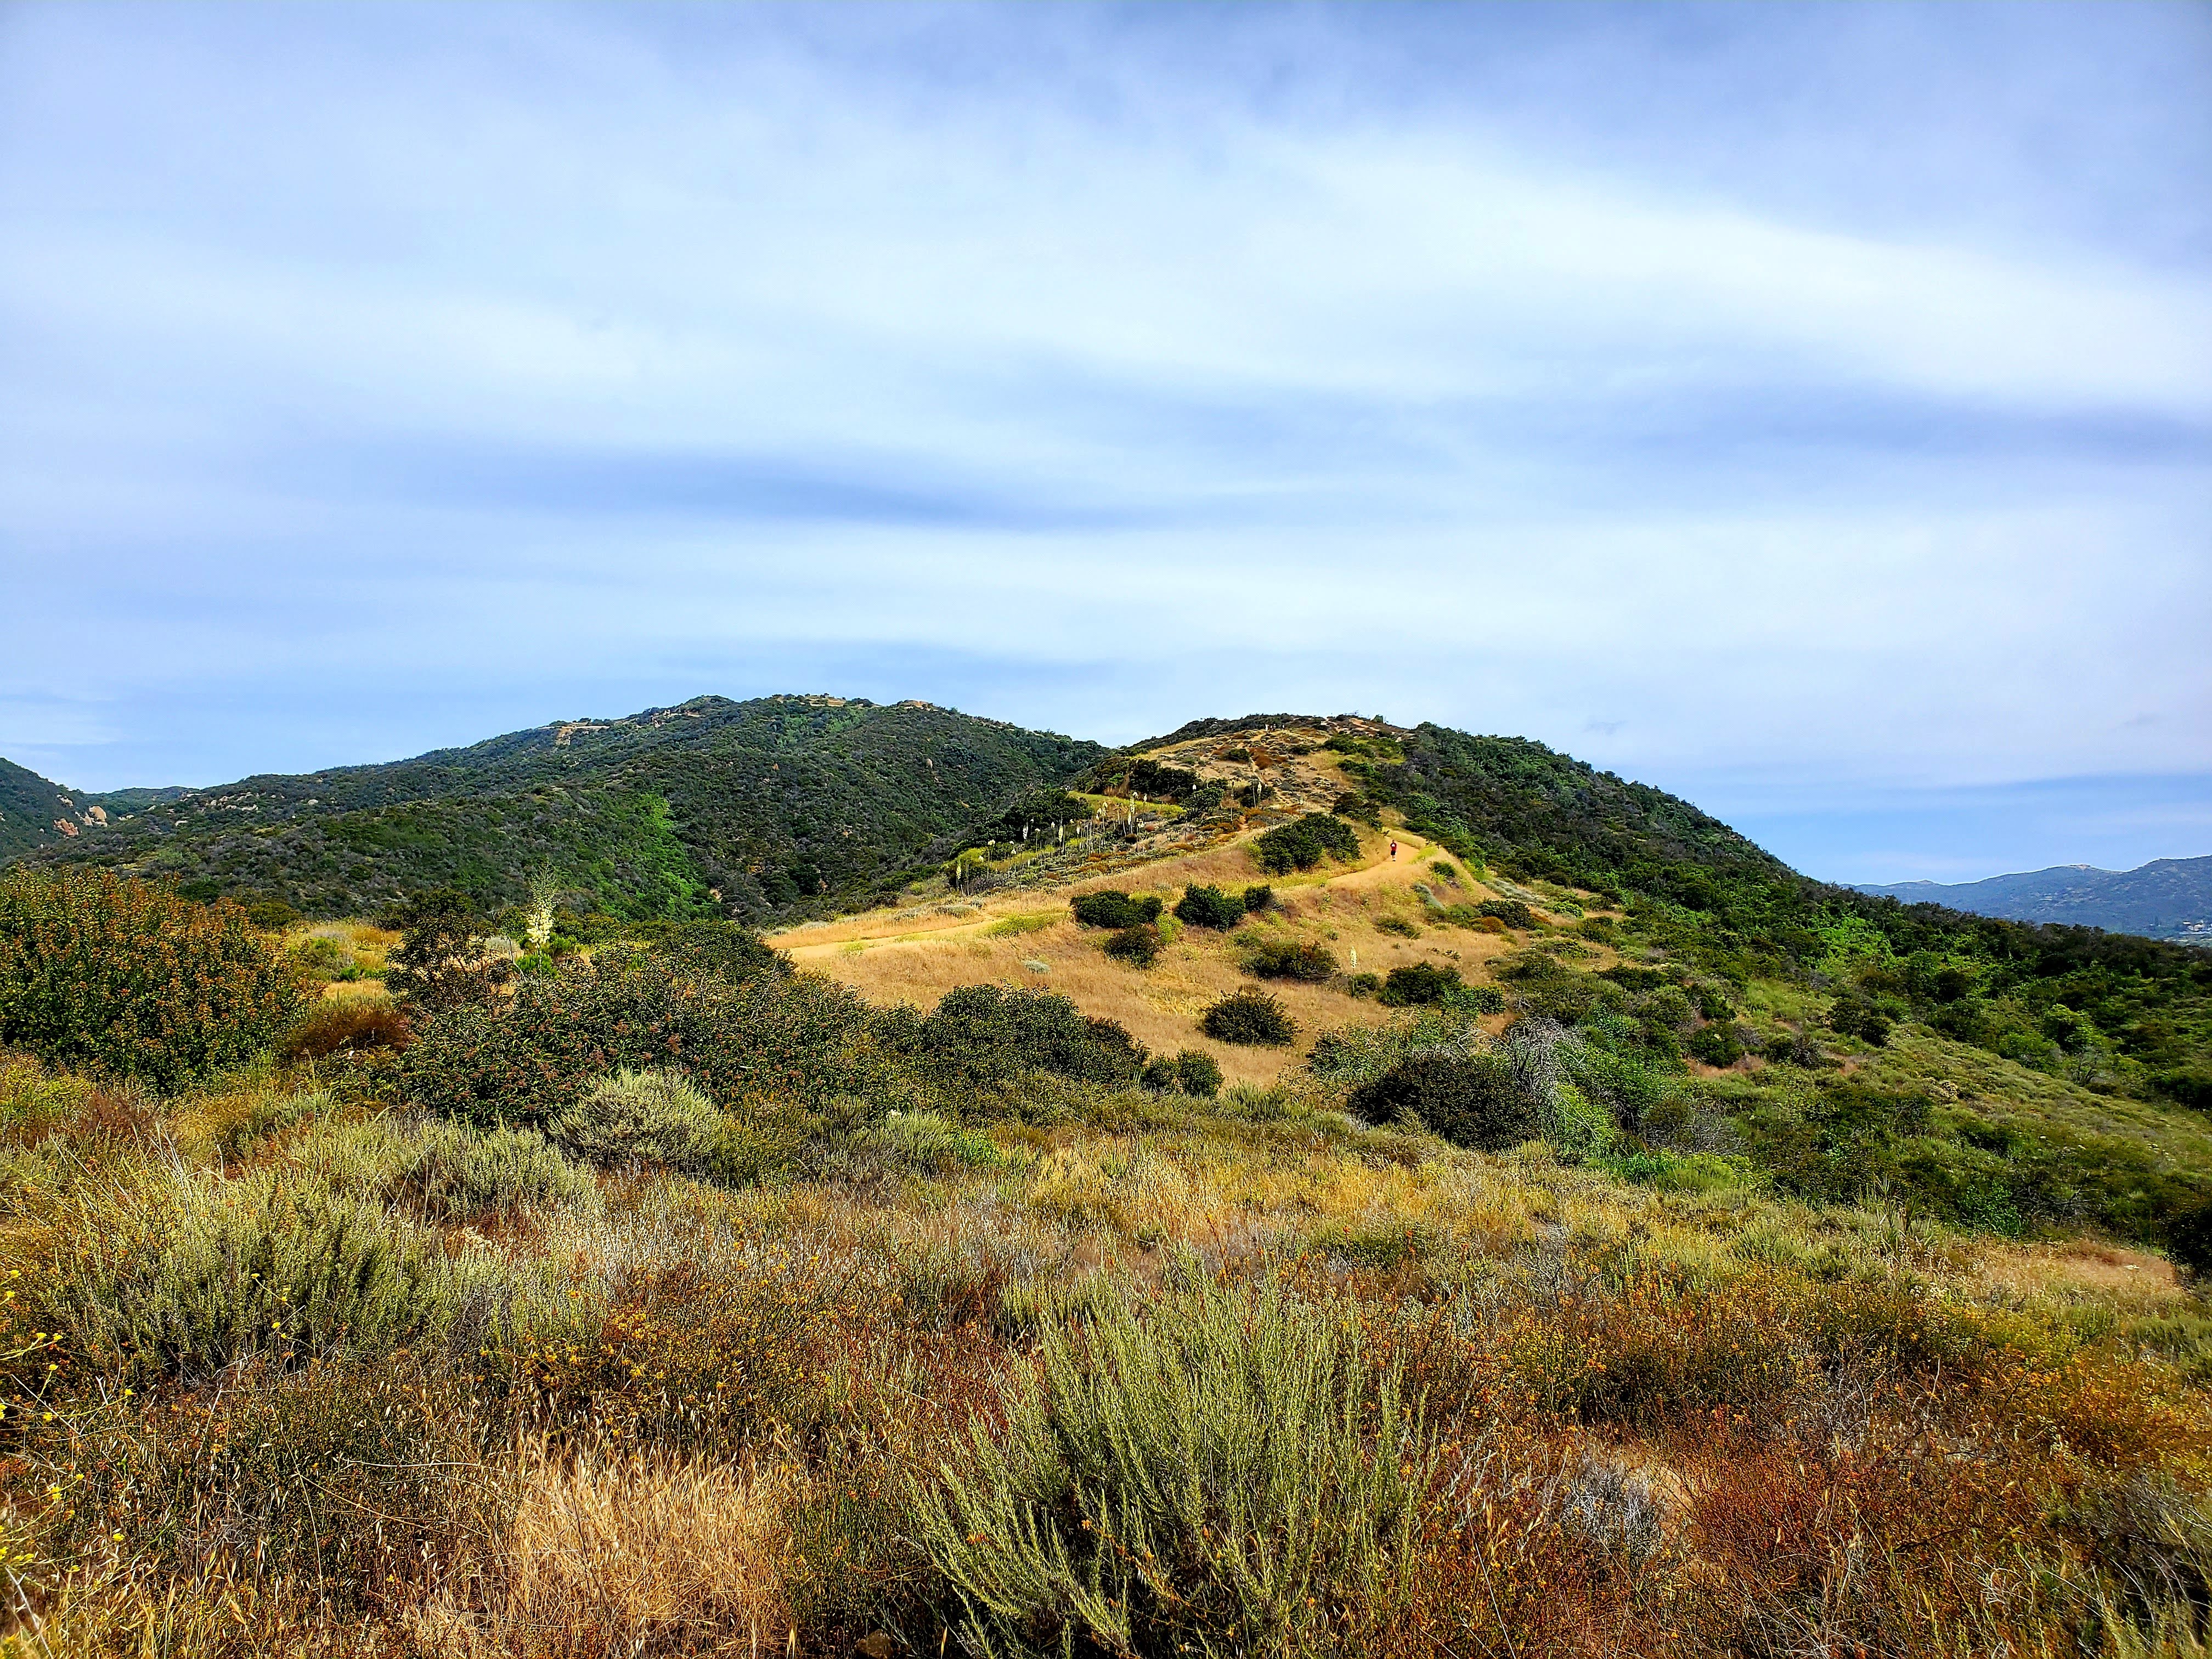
[1376,915,1421,939]
[1173,884,1244,929]
[1255,812,1363,876]
[2168,1202,2212,1284]
[637,918,788,985]
[1377,962,1462,1007]
[1239,884,1273,913]
[1347,972,1383,998]
[1142,1050,1224,1098]
[385,889,511,1013]
[1441,980,1506,1014]
[1202,988,1297,1046]
[1104,923,1164,967]
[400,953,887,1130]
[64,1169,459,1383]
[1173,1049,1223,1097]
[0,868,304,1091]
[1477,899,1539,929]
[872,1110,1005,1175]
[549,1068,721,1169]
[914,983,1148,1088]
[1826,994,1893,1047]
[1071,890,1163,929]
[1246,936,1339,982]
[397,1120,596,1218]
[243,898,302,930]
[1687,1023,1746,1066]
[913,1276,1429,1656]
[279,998,411,1063]
[1347,1054,1536,1149]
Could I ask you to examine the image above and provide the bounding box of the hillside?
[7,714,2212,1655]
[1855,855,2212,944]
[0,755,103,858]
[5,695,1105,921]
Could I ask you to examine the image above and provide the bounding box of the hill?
[6,712,2212,1652]
[1854,855,2212,944]
[0,755,129,858]
[4,695,1104,922]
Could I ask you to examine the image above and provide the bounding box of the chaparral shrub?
[1202,988,1298,1047]
[1254,813,1362,875]
[399,952,889,1130]
[910,983,1149,1090]
[1377,962,1463,1007]
[1246,936,1339,983]
[0,868,303,1091]
[1173,884,1245,929]
[385,889,511,1013]
[1104,923,1164,968]
[1347,1053,1536,1149]
[550,1067,722,1170]
[1071,890,1163,929]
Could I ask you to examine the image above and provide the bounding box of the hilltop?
[1855,855,2212,944]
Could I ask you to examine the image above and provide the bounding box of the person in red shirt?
[1389,839,1398,860]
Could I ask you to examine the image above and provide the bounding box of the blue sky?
[2,2,2207,883]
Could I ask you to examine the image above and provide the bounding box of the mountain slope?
[0,756,112,858]
[1853,857,2212,944]
[8,695,1105,920]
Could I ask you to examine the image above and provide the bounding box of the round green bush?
[1377,962,1462,1007]
[1201,988,1297,1047]
[1246,938,1338,983]
[1173,1049,1223,1098]
[1347,1054,1535,1149]
[550,1067,721,1169]
[0,868,304,1091]
[1105,924,1164,968]
[1173,885,1245,929]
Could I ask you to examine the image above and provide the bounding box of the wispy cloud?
[1,1,2206,880]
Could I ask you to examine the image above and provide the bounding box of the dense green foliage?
[1071,889,1164,929]
[1246,936,1339,982]
[1348,1054,1537,1150]
[1104,923,1165,967]
[1349,722,2212,1112]
[1202,986,1298,1046]
[16,695,1104,922]
[1173,883,1245,929]
[898,984,1149,1091]
[1254,812,1363,875]
[384,888,512,1013]
[0,868,302,1090]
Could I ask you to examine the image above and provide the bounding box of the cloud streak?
[1,1,2207,881]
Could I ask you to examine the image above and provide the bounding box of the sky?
[2,1,2208,884]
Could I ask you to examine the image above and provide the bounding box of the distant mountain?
[3,695,1105,921]
[1852,857,2212,944]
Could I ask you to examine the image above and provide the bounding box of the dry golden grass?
[409,1441,794,1658]
[775,826,1608,1083]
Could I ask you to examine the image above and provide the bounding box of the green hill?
[0,755,99,858]
[6,695,1105,922]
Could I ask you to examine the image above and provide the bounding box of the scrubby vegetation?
[1254,811,1363,874]
[4,710,2211,1657]
[18,695,1103,922]
[0,868,302,1090]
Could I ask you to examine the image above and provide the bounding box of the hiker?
[1389,839,1398,860]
